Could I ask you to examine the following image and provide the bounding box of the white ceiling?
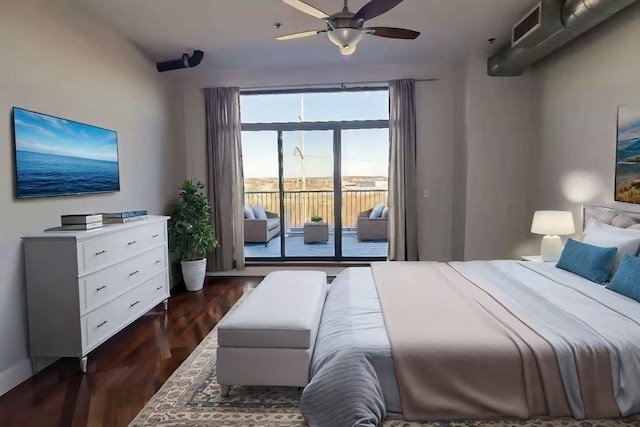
[75,0,537,71]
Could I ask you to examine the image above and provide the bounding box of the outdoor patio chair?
[356,205,388,242]
[244,205,281,246]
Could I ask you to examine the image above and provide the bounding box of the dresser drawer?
[84,297,123,349]
[122,273,167,320]
[81,246,167,313]
[80,222,166,272]
[84,273,168,349]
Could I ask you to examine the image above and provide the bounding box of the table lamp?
[531,211,575,262]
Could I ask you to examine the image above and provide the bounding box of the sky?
[13,108,118,162]
[241,91,389,178]
[617,104,640,143]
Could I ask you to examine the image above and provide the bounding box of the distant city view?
[245,176,388,192]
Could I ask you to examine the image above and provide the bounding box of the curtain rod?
[245,78,437,89]
[201,78,439,93]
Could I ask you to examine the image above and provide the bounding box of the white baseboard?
[0,358,32,396]
[0,356,60,396]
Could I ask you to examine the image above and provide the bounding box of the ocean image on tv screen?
[13,108,119,198]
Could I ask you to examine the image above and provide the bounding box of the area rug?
[130,291,639,427]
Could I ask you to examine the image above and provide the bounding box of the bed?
[300,205,640,426]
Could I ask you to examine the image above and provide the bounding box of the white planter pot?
[181,258,207,291]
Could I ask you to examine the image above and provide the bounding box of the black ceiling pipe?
[156,50,204,73]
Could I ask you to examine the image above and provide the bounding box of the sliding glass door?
[341,129,389,258]
[282,130,335,257]
[240,88,389,261]
[242,131,281,258]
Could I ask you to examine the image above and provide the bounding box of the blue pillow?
[607,254,640,302]
[556,238,617,284]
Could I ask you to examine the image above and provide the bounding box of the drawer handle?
[130,300,140,308]
[128,270,139,277]
[127,240,137,246]
[152,234,160,238]
[96,285,107,291]
[97,320,108,328]
[95,250,107,256]
[154,259,162,264]
[155,285,163,291]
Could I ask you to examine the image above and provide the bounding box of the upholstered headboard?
[582,205,640,231]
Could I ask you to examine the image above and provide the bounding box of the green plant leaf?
[167,180,219,261]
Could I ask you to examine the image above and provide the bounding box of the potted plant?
[310,215,323,223]
[168,180,218,291]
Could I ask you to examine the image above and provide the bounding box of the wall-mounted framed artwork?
[615,105,640,204]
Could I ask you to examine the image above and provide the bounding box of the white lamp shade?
[531,210,575,236]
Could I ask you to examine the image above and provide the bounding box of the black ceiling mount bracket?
[156,50,204,73]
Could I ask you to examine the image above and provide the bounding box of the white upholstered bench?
[216,271,328,397]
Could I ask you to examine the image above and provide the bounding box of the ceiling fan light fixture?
[340,44,357,55]
[327,28,364,48]
[279,0,420,55]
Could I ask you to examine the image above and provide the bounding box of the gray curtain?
[388,79,419,261]
[205,87,245,271]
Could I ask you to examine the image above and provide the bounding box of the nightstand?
[521,255,544,262]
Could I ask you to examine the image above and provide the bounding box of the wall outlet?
[423,190,430,199]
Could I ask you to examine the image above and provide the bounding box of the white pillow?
[381,206,389,219]
[244,206,255,219]
[369,203,385,219]
[252,205,268,220]
[583,221,640,273]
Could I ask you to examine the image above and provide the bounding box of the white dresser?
[22,215,171,373]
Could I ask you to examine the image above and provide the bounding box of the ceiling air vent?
[511,0,563,48]
[513,4,541,45]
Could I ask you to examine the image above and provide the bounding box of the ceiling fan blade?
[367,27,420,39]
[353,0,404,22]
[283,0,330,20]
[276,30,326,41]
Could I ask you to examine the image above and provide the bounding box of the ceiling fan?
[277,0,420,55]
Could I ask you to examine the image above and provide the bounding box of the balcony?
[244,189,388,259]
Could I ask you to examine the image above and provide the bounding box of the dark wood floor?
[0,277,258,427]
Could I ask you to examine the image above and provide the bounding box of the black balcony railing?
[245,190,388,229]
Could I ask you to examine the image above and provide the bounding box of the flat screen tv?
[13,107,120,198]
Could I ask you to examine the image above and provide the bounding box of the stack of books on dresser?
[60,214,103,230]
[101,210,147,224]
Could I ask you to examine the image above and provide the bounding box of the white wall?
[178,62,459,262]
[532,2,640,223]
[415,77,457,261]
[461,56,536,260]
[0,1,179,394]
